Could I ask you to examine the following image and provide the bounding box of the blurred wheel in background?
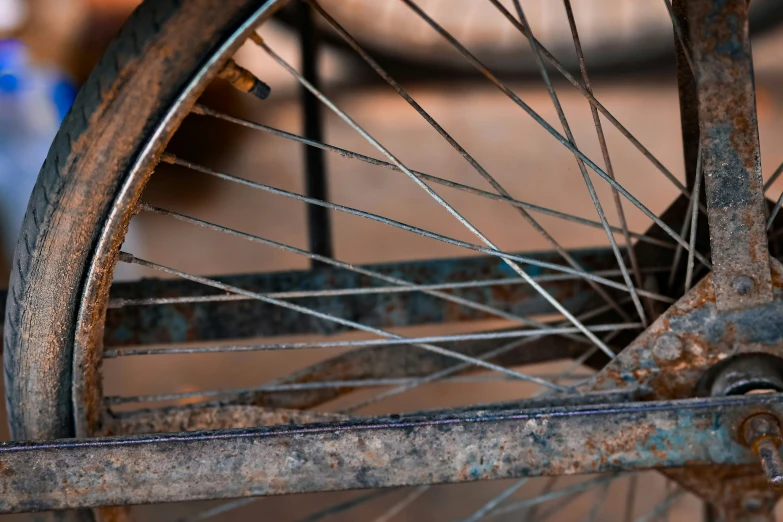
[281,0,783,73]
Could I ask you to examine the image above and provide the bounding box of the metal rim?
[71,0,288,438]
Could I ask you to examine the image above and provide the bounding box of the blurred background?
[3,0,783,520]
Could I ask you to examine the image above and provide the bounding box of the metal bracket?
[689,0,772,311]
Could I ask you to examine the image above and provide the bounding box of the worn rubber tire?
[2,0,282,447]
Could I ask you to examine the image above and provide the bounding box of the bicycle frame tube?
[0,391,775,513]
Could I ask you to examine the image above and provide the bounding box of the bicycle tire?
[3,0,281,443]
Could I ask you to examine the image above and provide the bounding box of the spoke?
[583,480,611,522]
[254,37,615,362]
[107,267,667,309]
[764,161,783,192]
[767,190,783,230]
[521,476,559,521]
[485,474,622,519]
[338,337,549,414]
[106,323,638,358]
[663,0,695,74]
[484,0,702,210]
[119,252,569,391]
[371,486,429,522]
[666,190,697,291]
[460,478,528,522]
[296,490,396,522]
[563,0,651,319]
[158,159,672,304]
[624,475,638,522]
[193,104,677,252]
[633,488,683,522]
[403,0,711,269]
[338,297,623,413]
[139,201,655,377]
[511,0,647,327]
[685,149,703,290]
[175,497,258,522]
[305,0,632,324]
[144,199,603,342]
[105,373,590,407]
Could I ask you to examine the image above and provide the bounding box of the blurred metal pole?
[672,0,701,192]
[297,1,333,265]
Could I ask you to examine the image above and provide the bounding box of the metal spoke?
[633,488,684,522]
[139,201,658,376]
[254,37,614,361]
[119,252,569,391]
[484,0,702,210]
[158,159,672,304]
[175,497,258,522]
[339,298,623,413]
[192,104,676,252]
[535,494,582,521]
[143,199,603,341]
[663,0,696,74]
[137,200,653,405]
[459,478,528,522]
[485,474,622,519]
[107,267,667,309]
[764,161,783,192]
[371,486,430,522]
[667,188,697,291]
[583,480,611,522]
[105,322,638,358]
[337,338,550,414]
[402,0,711,269]
[511,0,647,327]
[296,490,396,522]
[767,190,783,230]
[342,294,627,415]
[520,476,559,521]
[105,372,590,407]
[562,0,650,319]
[685,148,703,290]
[306,0,632,324]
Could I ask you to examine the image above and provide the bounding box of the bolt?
[732,275,755,296]
[652,333,683,361]
[742,413,783,491]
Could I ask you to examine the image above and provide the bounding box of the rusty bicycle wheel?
[4,0,783,521]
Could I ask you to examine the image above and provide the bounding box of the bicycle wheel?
[4,0,783,521]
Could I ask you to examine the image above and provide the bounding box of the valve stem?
[218,59,271,100]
